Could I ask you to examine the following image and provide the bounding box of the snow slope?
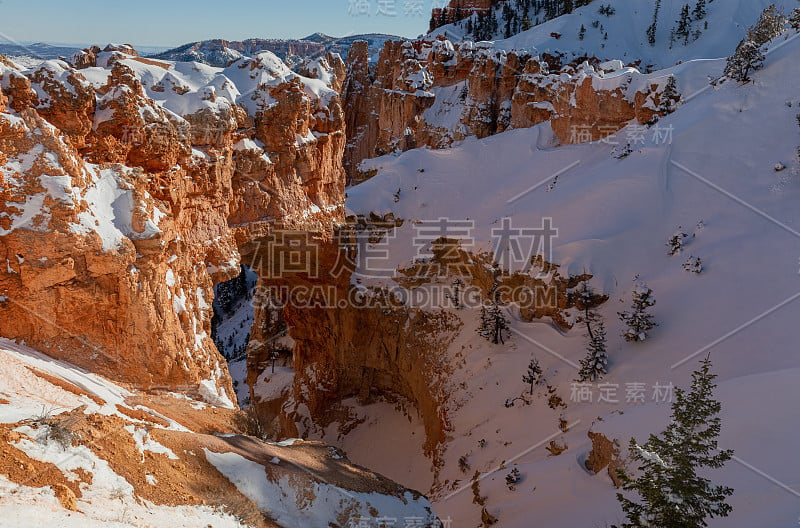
[433,0,800,69]
[337,26,800,528]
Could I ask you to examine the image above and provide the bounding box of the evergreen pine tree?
[666,226,689,256]
[790,8,800,30]
[578,316,607,382]
[692,0,706,21]
[269,349,280,373]
[659,75,681,114]
[682,256,703,274]
[675,4,692,45]
[746,4,787,46]
[646,21,657,46]
[615,357,734,528]
[478,305,491,337]
[646,0,662,46]
[479,287,510,344]
[576,283,608,382]
[724,39,765,83]
[618,282,657,342]
[522,357,543,394]
[488,303,510,344]
[450,277,465,308]
[578,24,586,40]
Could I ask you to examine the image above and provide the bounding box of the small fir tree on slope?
[479,286,510,345]
[575,283,608,382]
[666,226,689,256]
[578,316,607,382]
[618,282,657,342]
[522,357,543,394]
[659,75,681,114]
[675,4,692,45]
[614,356,733,528]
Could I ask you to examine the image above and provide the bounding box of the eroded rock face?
[0,48,346,406]
[586,431,624,487]
[343,37,670,181]
[243,234,464,463]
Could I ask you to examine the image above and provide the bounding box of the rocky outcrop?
[0,340,438,526]
[586,431,624,487]
[342,37,672,181]
[0,47,346,406]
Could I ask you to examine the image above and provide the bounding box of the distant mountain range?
[0,34,399,67]
[0,41,170,60]
[149,33,402,67]
[0,42,82,60]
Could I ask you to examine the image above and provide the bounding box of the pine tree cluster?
[724,5,787,84]
[746,4,787,46]
[667,0,708,48]
[453,0,595,42]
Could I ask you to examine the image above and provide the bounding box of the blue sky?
[0,0,435,48]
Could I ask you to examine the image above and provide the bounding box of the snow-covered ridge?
[75,48,340,125]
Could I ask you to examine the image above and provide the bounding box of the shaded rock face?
[586,431,624,487]
[241,234,463,466]
[342,38,669,181]
[0,48,346,405]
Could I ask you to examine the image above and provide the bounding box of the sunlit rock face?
[0,47,346,405]
[343,37,668,182]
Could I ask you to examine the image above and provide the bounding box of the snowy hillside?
[432,0,800,69]
[330,23,800,528]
